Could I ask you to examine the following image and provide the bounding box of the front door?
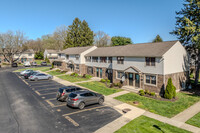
[129,73,133,86]
[107,69,113,83]
[135,74,140,88]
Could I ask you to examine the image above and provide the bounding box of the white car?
[20,69,33,76]
[24,62,31,67]
[29,73,53,81]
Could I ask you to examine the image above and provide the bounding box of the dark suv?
[67,90,104,109]
[56,86,83,102]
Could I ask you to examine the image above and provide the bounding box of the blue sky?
[0,0,183,43]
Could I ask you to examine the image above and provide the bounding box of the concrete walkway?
[108,91,129,98]
[144,111,200,133]
[172,101,200,122]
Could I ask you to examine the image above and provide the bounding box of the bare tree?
[94,31,111,47]
[0,30,27,64]
[25,38,43,52]
[53,25,68,50]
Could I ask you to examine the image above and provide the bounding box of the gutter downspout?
[163,56,165,95]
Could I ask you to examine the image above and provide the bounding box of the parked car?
[24,71,39,79]
[12,63,18,67]
[24,62,31,67]
[31,62,37,66]
[56,86,83,102]
[67,90,104,109]
[29,73,53,81]
[41,62,47,66]
[20,69,33,76]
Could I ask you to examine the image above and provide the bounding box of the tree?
[164,78,176,99]
[111,36,132,46]
[0,30,27,64]
[34,51,44,60]
[64,18,94,48]
[152,35,163,42]
[94,31,111,47]
[170,0,200,86]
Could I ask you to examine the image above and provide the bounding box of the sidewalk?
[172,101,200,122]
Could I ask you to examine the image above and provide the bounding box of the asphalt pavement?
[0,67,121,133]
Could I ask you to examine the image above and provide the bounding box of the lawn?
[57,75,89,83]
[115,92,200,118]
[186,112,200,128]
[77,81,123,95]
[47,70,65,76]
[14,67,51,72]
[115,115,190,133]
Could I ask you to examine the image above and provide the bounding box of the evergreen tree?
[170,0,200,86]
[111,36,132,46]
[152,35,163,42]
[65,18,94,48]
[164,78,176,99]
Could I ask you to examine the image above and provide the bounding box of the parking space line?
[36,87,58,91]
[35,91,41,96]
[38,92,57,96]
[65,116,79,127]
[62,105,107,116]
[45,99,66,108]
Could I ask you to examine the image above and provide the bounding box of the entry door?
[100,68,102,78]
[107,69,113,83]
[135,74,140,88]
[129,73,133,86]
[96,68,99,77]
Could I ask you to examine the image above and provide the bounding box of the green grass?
[115,115,190,133]
[57,75,89,83]
[115,92,200,118]
[77,81,123,95]
[186,112,200,128]
[40,68,51,72]
[14,67,51,72]
[47,70,64,76]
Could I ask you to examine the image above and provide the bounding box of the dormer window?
[66,55,69,59]
[86,56,91,62]
[145,57,155,66]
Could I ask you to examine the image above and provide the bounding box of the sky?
[0,0,184,43]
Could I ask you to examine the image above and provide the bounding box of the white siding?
[163,41,189,75]
[67,55,80,64]
[85,57,112,68]
[113,57,164,75]
[80,46,97,64]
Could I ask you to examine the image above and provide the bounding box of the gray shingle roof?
[86,41,178,57]
[59,46,94,55]
[45,49,60,54]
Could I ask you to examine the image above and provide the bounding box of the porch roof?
[124,66,141,73]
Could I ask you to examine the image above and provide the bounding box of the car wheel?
[78,102,85,110]
[98,98,104,105]
[35,78,38,81]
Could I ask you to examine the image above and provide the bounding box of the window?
[100,57,107,63]
[145,57,155,66]
[108,57,112,63]
[76,64,79,70]
[86,56,91,62]
[145,75,156,85]
[75,55,79,60]
[28,53,32,56]
[87,67,93,75]
[117,57,124,64]
[66,55,69,60]
[58,54,61,57]
[92,57,98,62]
[117,71,124,79]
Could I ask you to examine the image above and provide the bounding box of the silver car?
[67,90,104,109]
[29,73,53,81]
[20,69,33,76]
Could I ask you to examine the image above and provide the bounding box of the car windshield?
[69,93,77,98]
[58,88,64,93]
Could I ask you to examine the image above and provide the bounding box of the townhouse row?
[0,49,35,64]
[47,41,189,94]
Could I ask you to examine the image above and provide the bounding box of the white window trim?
[144,74,157,86]
[116,71,124,80]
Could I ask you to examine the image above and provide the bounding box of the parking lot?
[15,72,122,132]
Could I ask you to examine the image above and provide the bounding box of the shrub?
[144,89,150,95]
[164,78,176,99]
[105,79,110,84]
[85,74,92,79]
[51,63,54,68]
[70,72,75,76]
[100,79,106,83]
[55,69,61,72]
[150,92,155,96]
[140,91,145,96]
[139,89,144,94]
[118,82,123,88]
[45,57,50,63]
